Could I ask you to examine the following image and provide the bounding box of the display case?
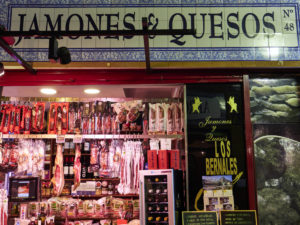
[139,169,183,225]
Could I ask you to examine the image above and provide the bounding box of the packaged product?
[99,141,109,177]
[60,102,69,134]
[48,103,57,134]
[83,221,93,225]
[67,201,77,218]
[68,103,76,133]
[156,103,165,134]
[9,106,16,133]
[77,200,85,218]
[0,105,6,132]
[2,105,12,134]
[75,103,83,134]
[100,220,111,225]
[173,103,183,134]
[166,104,173,134]
[94,200,102,218]
[31,104,37,132]
[14,106,21,134]
[90,142,99,165]
[2,143,11,165]
[9,143,18,167]
[60,201,68,218]
[85,200,95,217]
[35,102,46,132]
[132,200,139,218]
[82,117,89,134]
[28,202,39,217]
[123,199,133,220]
[148,103,156,134]
[111,198,125,219]
[24,106,32,134]
[48,198,60,216]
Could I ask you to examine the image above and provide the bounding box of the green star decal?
[192,97,202,114]
[227,96,238,113]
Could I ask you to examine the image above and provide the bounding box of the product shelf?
[1,134,183,140]
[64,178,120,181]
[55,217,139,221]
[68,194,139,198]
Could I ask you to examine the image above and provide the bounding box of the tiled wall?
[1,0,300,62]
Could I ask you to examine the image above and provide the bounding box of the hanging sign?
[182,211,218,225]
[220,210,257,225]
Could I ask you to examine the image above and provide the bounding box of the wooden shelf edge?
[1,134,183,140]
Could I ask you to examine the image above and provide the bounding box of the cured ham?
[51,144,64,196]
[73,144,81,191]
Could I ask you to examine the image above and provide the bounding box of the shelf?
[1,134,183,140]
[69,194,139,198]
[147,202,168,204]
[64,178,120,181]
[147,182,167,184]
[52,153,91,156]
[147,212,168,214]
[42,194,138,198]
[55,217,139,221]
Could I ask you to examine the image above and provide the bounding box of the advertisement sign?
[186,83,248,211]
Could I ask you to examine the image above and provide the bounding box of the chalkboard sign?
[182,211,218,225]
[220,210,257,225]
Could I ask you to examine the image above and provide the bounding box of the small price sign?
[73,135,83,143]
[56,135,65,144]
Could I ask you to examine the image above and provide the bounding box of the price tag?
[73,135,83,143]
[56,135,65,144]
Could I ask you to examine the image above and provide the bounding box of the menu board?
[186,83,248,210]
[220,210,257,225]
[182,211,218,225]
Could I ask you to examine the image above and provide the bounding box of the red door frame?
[0,68,257,210]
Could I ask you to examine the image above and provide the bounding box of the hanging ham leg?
[73,144,81,191]
[51,144,65,196]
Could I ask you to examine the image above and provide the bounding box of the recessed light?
[84,88,100,94]
[40,88,57,95]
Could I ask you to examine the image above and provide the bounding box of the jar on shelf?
[96,181,102,195]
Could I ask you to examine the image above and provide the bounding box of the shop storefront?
[0,1,300,225]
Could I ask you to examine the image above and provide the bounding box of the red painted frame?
[243,75,257,210]
[0,68,257,210]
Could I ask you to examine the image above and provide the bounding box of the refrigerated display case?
[139,169,184,225]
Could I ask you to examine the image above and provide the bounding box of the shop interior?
[0,84,186,225]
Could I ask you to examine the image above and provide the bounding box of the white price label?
[56,135,65,144]
[73,135,83,143]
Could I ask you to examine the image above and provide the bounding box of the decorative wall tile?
[1,0,300,62]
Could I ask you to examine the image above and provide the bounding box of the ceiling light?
[0,62,4,76]
[84,89,100,94]
[40,88,57,95]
